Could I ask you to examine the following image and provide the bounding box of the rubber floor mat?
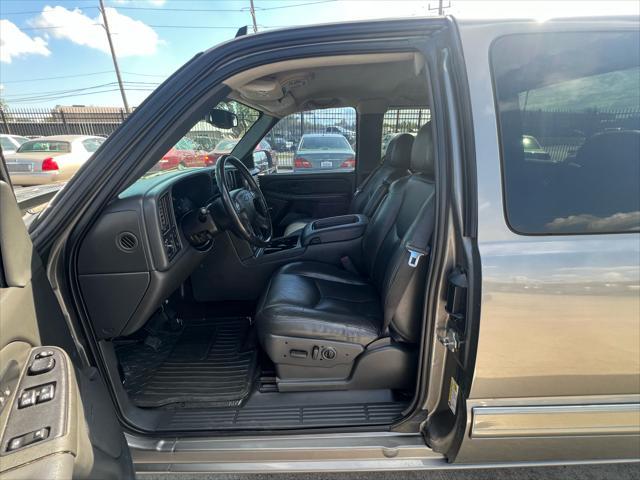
[116,318,257,408]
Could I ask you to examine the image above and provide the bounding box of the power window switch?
[28,357,55,375]
[6,428,49,452]
[7,436,24,451]
[18,389,37,409]
[37,384,55,404]
[32,428,49,442]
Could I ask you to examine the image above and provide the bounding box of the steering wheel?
[215,155,273,247]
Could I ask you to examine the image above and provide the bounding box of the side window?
[260,107,357,174]
[382,107,431,156]
[82,138,104,153]
[1,137,15,152]
[492,32,640,234]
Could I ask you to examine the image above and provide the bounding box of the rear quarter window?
[491,31,640,235]
[17,141,71,153]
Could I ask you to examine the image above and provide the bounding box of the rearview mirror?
[206,109,238,129]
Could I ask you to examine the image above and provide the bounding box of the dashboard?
[76,167,242,340]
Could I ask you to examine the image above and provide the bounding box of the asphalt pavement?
[140,463,640,480]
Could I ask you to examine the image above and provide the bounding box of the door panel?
[259,172,355,233]
[452,21,640,463]
[0,180,134,479]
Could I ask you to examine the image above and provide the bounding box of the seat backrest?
[349,133,413,217]
[361,123,436,343]
[573,130,640,217]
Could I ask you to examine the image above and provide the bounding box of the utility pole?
[249,0,258,33]
[429,0,451,16]
[99,0,130,113]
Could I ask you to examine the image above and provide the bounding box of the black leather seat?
[256,124,436,390]
[283,133,414,236]
[257,262,382,346]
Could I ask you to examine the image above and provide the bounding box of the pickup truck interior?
[75,51,438,432]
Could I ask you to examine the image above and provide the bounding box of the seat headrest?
[576,130,640,171]
[410,122,435,177]
[383,133,414,170]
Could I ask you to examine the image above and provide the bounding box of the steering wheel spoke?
[215,155,273,247]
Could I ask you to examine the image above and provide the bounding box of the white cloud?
[0,19,51,63]
[31,6,160,57]
[546,211,640,233]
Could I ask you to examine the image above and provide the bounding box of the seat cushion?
[256,261,382,346]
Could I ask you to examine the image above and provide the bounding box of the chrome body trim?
[472,403,640,438]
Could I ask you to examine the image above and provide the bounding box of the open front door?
[0,159,134,479]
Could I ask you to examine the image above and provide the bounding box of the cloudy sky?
[1,0,638,108]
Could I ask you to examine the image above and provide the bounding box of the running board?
[129,432,443,474]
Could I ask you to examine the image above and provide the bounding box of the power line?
[1,71,170,84]
[2,0,337,15]
[1,7,99,15]
[1,71,115,83]
[20,24,103,31]
[20,23,245,31]
[259,0,337,10]
[3,82,159,101]
[9,88,156,104]
[3,82,121,99]
[121,71,169,78]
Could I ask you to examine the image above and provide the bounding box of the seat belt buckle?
[406,244,429,268]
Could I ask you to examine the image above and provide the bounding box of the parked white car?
[0,134,29,155]
[5,135,104,186]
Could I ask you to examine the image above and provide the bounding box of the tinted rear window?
[300,136,350,150]
[491,32,640,234]
[17,140,71,153]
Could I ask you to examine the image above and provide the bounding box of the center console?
[191,214,371,303]
[300,214,368,247]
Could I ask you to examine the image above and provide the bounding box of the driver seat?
[255,123,436,391]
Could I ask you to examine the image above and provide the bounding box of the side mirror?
[206,109,238,129]
[252,150,273,173]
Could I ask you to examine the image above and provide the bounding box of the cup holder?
[263,235,299,254]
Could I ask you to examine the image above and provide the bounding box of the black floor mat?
[116,318,257,408]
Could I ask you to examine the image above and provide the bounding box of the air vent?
[117,232,138,251]
[158,193,174,233]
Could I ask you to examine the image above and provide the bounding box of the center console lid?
[300,214,368,247]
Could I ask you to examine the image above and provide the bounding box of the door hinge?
[438,268,468,353]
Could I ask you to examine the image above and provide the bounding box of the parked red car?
[205,139,277,168]
[157,138,207,170]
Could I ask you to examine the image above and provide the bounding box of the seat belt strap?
[352,162,382,203]
[362,178,391,218]
[382,192,436,333]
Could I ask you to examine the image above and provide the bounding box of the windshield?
[142,100,260,177]
[17,140,71,153]
[299,136,351,150]
[214,139,239,151]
